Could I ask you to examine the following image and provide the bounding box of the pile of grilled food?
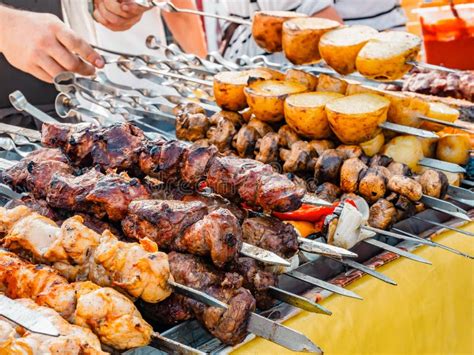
[0,10,472,355]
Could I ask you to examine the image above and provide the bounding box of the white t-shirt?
[219,0,407,61]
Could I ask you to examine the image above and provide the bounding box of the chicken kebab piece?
[0,250,152,350]
[0,297,106,354]
[40,122,306,213]
[0,205,172,303]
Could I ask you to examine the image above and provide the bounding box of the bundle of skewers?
[0,9,472,353]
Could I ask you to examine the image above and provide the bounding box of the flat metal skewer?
[412,216,474,238]
[420,195,471,222]
[363,238,431,265]
[419,157,466,174]
[298,237,358,258]
[151,333,206,355]
[418,115,474,134]
[285,270,363,300]
[392,228,474,259]
[241,242,291,267]
[329,257,397,285]
[379,122,439,139]
[363,225,438,247]
[268,286,332,315]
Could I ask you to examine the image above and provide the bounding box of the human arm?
[162,0,208,57]
[0,5,104,83]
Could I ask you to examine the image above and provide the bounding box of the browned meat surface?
[231,257,277,310]
[181,193,247,223]
[84,172,150,221]
[173,208,242,267]
[47,168,104,212]
[314,149,345,184]
[256,172,306,212]
[168,252,255,345]
[316,182,341,202]
[358,167,387,203]
[139,140,187,184]
[242,216,298,258]
[137,294,192,327]
[176,112,210,141]
[0,148,70,193]
[255,132,279,164]
[368,199,397,230]
[418,169,448,199]
[180,145,218,186]
[122,199,208,248]
[401,68,474,102]
[4,197,60,221]
[340,158,367,193]
[25,160,74,199]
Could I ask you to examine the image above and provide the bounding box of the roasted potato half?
[420,102,460,131]
[360,131,385,157]
[436,134,470,165]
[317,73,348,94]
[385,91,429,128]
[325,93,390,144]
[244,79,308,122]
[285,69,318,90]
[382,135,424,172]
[282,17,340,65]
[319,25,378,75]
[213,69,274,111]
[356,31,422,81]
[252,11,307,53]
[284,91,343,139]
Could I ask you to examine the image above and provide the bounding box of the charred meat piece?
[176,112,210,141]
[316,182,341,203]
[387,175,423,202]
[340,158,367,193]
[314,149,345,185]
[137,294,192,327]
[4,196,61,222]
[25,160,74,199]
[278,125,300,148]
[369,154,393,168]
[122,199,208,248]
[417,169,448,199]
[255,132,279,164]
[181,193,247,223]
[139,140,187,184]
[84,172,150,221]
[387,162,412,177]
[231,257,277,310]
[47,168,104,212]
[0,148,69,192]
[368,199,397,230]
[256,173,306,212]
[167,252,256,345]
[180,145,219,187]
[232,125,258,158]
[242,216,299,259]
[172,208,243,268]
[358,167,387,204]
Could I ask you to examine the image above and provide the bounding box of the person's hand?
[93,0,151,31]
[0,7,104,83]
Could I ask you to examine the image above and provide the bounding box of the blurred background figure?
[202,0,407,61]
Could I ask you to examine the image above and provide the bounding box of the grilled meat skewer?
[0,206,173,303]
[0,250,153,350]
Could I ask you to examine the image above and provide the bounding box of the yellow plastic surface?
[232,223,474,354]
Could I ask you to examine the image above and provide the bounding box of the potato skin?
[385,92,429,128]
[282,17,340,65]
[252,11,307,53]
[317,74,348,94]
[387,175,423,201]
[284,92,343,139]
[360,132,385,157]
[436,134,470,165]
[244,79,307,122]
[326,94,390,144]
[420,102,460,132]
[382,135,424,172]
[319,25,378,75]
[285,69,318,91]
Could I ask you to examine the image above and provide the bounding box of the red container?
[415,3,474,70]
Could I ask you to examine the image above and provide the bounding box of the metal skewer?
[420,195,471,222]
[151,333,206,355]
[392,228,474,259]
[412,216,474,238]
[418,116,474,134]
[419,157,466,174]
[329,257,397,285]
[362,238,431,265]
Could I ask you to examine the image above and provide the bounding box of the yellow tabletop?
[233,223,474,355]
